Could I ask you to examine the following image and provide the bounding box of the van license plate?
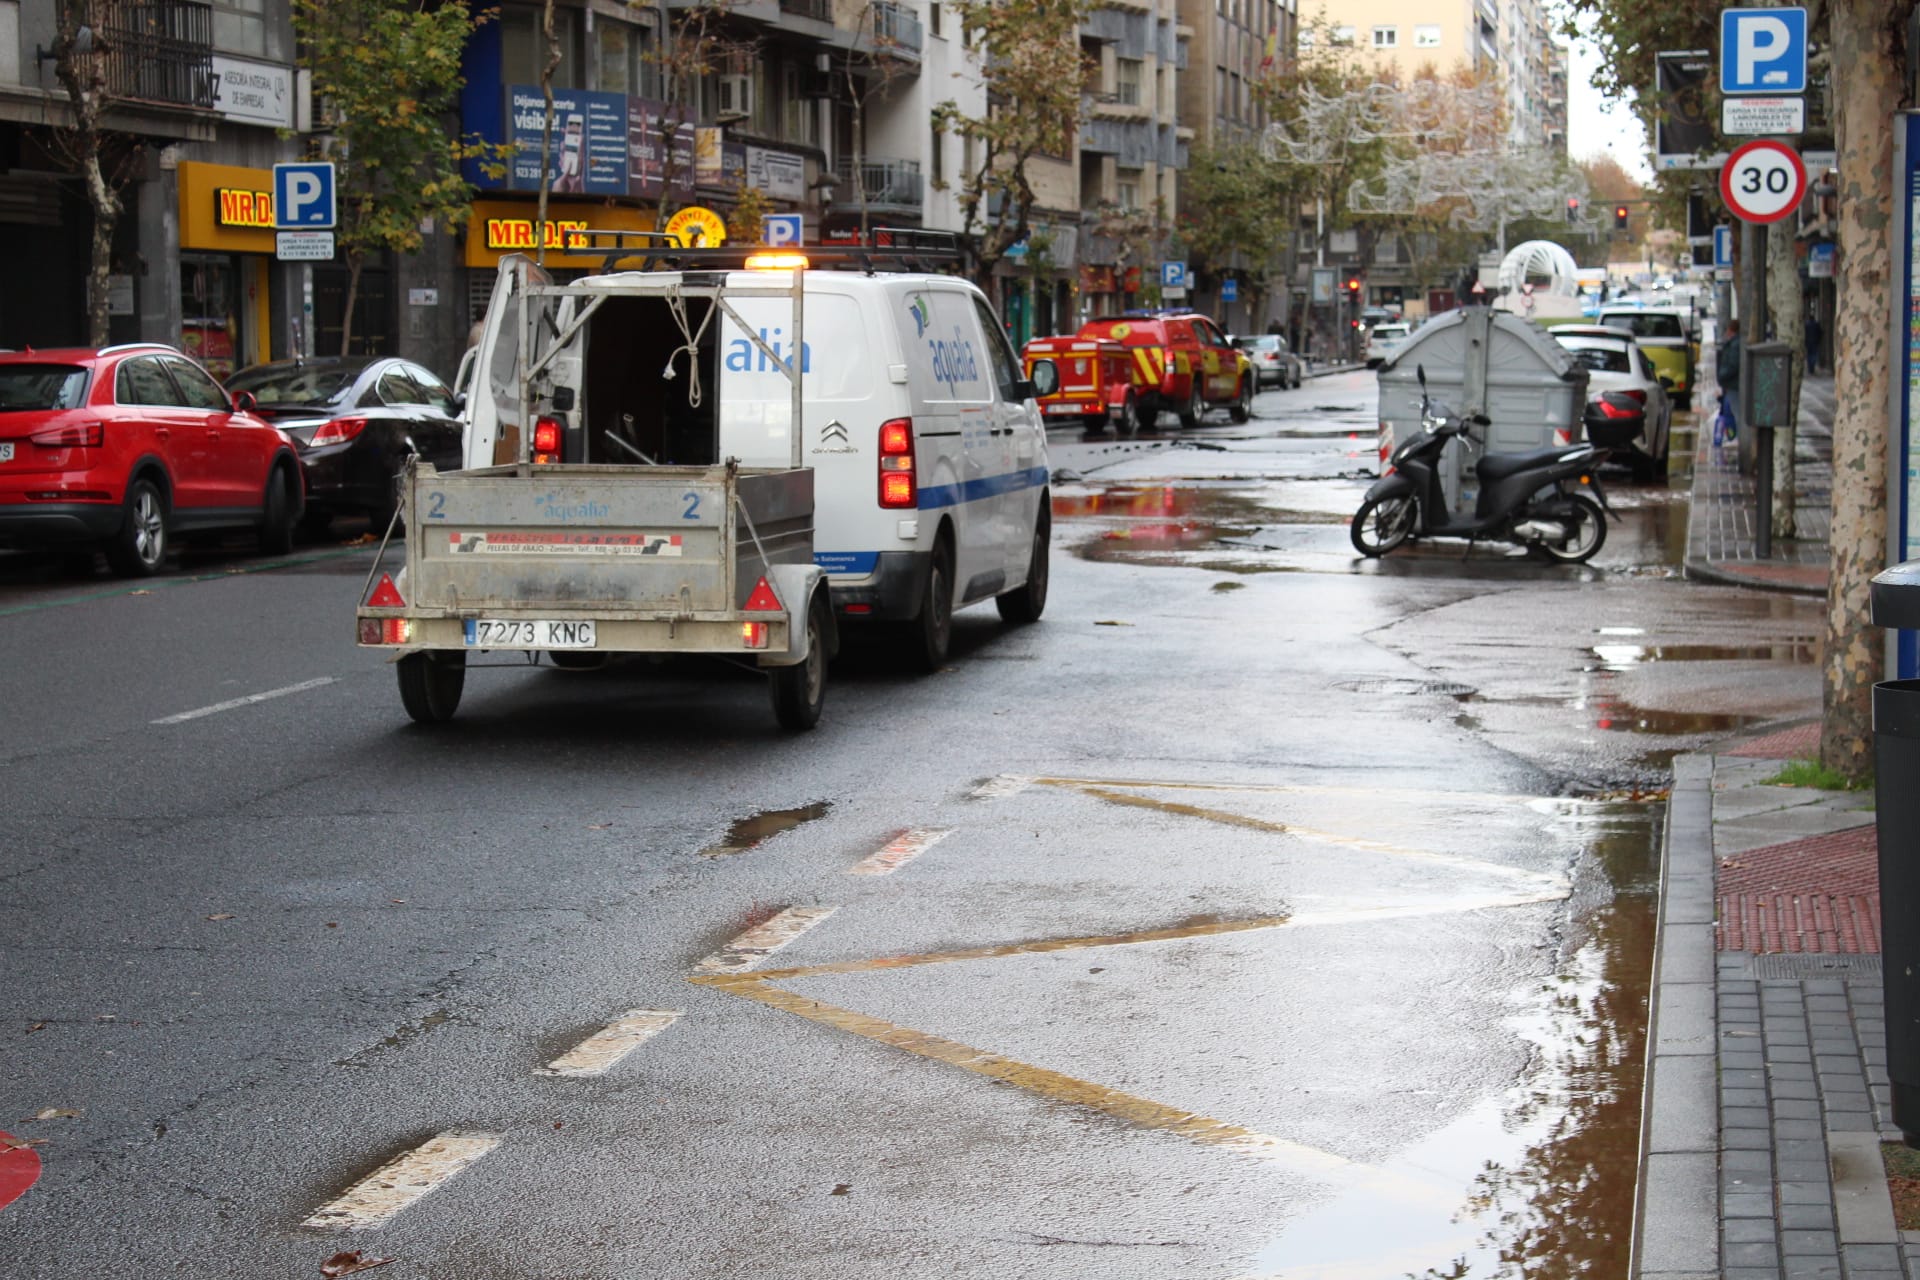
[463,619,597,649]
[0,443,12,462]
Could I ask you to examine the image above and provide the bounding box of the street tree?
[1179,141,1302,330]
[295,0,499,354]
[43,0,137,345]
[932,0,1089,289]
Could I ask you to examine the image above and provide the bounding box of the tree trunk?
[534,0,558,267]
[1820,0,1912,780]
[82,145,118,348]
[1767,216,1802,538]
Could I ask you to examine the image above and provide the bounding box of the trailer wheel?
[770,593,830,731]
[397,650,465,724]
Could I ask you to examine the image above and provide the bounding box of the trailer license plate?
[463,619,597,649]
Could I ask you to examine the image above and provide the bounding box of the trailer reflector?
[744,577,783,612]
[366,573,406,608]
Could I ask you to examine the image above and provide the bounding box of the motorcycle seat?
[1477,447,1577,481]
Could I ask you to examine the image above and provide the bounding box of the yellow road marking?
[724,914,1294,982]
[1070,785,1559,887]
[1032,776,1554,807]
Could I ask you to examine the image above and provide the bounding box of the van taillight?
[310,417,368,448]
[30,421,103,447]
[533,416,562,461]
[878,417,915,509]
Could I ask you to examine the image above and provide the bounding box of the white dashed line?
[152,677,336,725]
[848,828,952,876]
[694,905,837,974]
[538,1010,681,1077]
[969,774,1032,799]
[301,1129,500,1231]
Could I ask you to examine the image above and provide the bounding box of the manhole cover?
[1332,678,1478,698]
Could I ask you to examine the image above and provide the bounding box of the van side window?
[970,297,1020,401]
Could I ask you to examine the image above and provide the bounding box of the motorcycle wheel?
[1536,493,1607,564]
[1350,494,1417,557]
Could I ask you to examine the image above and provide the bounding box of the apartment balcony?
[870,1,923,61]
[835,156,924,215]
[94,0,217,111]
[778,0,831,21]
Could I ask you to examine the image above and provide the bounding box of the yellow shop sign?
[215,187,275,229]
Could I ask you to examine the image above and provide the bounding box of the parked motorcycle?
[1350,366,1613,564]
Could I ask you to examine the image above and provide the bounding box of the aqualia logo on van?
[927,323,980,390]
[907,296,930,337]
[723,327,812,375]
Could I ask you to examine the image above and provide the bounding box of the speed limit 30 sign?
[1720,138,1808,223]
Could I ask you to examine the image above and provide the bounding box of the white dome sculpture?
[1497,240,1581,297]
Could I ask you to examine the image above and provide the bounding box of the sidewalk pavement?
[1634,725,1911,1279]
[1683,359,1835,597]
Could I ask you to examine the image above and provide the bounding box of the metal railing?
[93,0,216,110]
[870,1,923,54]
[834,156,924,213]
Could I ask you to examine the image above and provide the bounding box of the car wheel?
[259,465,297,556]
[105,477,168,578]
[902,536,954,672]
[397,650,466,724]
[1229,375,1253,424]
[770,592,830,732]
[1178,381,1203,430]
[996,504,1050,625]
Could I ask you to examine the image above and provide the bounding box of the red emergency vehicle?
[1020,335,1145,434]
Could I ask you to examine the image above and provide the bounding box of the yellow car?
[1595,306,1696,405]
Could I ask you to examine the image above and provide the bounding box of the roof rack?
[555,226,966,275]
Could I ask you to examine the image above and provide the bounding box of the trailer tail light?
[741,621,769,649]
[533,416,563,462]
[310,417,369,448]
[357,617,412,645]
[29,420,103,447]
[878,416,915,508]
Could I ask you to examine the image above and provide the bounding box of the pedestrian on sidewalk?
[1716,320,1742,445]
[1805,310,1822,375]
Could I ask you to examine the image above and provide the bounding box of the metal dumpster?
[1377,306,1590,519]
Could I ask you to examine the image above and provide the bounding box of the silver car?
[1232,334,1304,389]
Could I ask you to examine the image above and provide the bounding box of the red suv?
[0,345,304,576]
[1075,312,1254,427]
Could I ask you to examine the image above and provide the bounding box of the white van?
[461,250,1055,672]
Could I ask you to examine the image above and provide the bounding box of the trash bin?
[1872,560,1920,1145]
[1377,306,1589,520]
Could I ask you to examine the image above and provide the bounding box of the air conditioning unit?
[717,74,753,120]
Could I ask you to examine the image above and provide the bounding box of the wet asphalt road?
[0,372,1823,1278]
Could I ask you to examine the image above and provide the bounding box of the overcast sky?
[1566,25,1655,182]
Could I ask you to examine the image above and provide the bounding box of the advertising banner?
[505,84,628,196]
[747,146,806,201]
[627,98,699,200]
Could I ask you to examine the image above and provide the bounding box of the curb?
[1681,556,1828,598]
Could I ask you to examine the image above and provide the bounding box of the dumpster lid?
[1872,560,1920,628]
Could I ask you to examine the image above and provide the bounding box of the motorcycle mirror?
[1416,364,1427,389]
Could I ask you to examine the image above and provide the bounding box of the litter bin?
[1872,560,1920,1145]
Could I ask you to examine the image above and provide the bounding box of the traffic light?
[1345,277,1362,297]
[1614,205,1630,232]
[1566,197,1580,224]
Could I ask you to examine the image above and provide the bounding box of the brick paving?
[1730,723,1825,759]
[1717,826,1882,955]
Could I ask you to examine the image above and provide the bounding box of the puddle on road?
[1588,697,1763,735]
[697,802,832,858]
[1250,803,1657,1279]
[1590,641,1819,670]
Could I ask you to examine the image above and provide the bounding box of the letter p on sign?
[273,162,336,230]
[1720,7,1807,95]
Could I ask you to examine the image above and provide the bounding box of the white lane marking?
[538,1010,681,1077]
[301,1129,500,1231]
[152,677,336,725]
[1284,888,1570,930]
[694,905,837,974]
[969,774,1033,799]
[848,828,952,876]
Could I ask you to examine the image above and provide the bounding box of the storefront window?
[180,254,241,380]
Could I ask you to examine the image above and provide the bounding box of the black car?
[225,357,464,530]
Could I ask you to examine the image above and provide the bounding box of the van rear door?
[464,254,555,468]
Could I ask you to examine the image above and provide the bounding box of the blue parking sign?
[1713,225,1733,269]
[273,162,336,230]
[1721,7,1807,95]
[1221,278,1238,302]
[1161,261,1187,289]
[762,213,804,247]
